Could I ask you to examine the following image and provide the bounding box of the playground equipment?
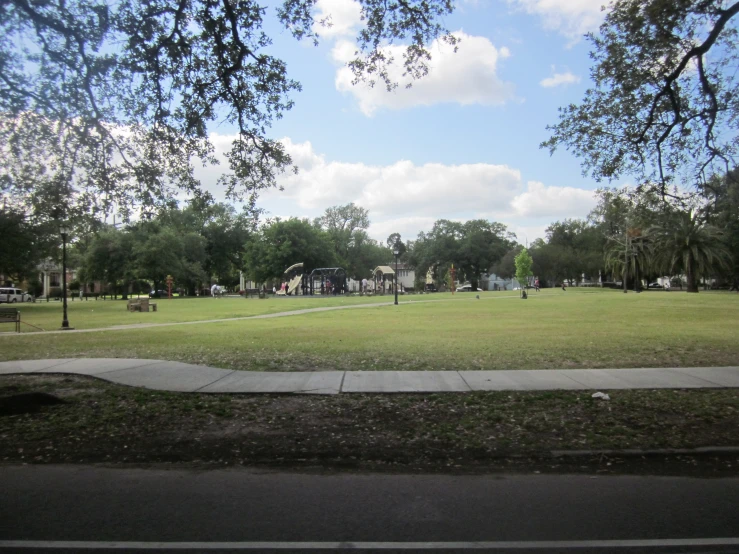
[276,263,349,295]
[373,265,395,295]
[276,263,304,296]
[307,267,348,295]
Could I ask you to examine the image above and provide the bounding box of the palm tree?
[649,211,733,293]
[605,228,650,293]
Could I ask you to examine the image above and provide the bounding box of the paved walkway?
[1,359,738,395]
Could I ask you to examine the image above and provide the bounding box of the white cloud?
[313,0,362,39]
[274,137,523,217]
[539,69,580,88]
[194,136,597,243]
[333,31,515,116]
[510,181,596,218]
[508,0,607,41]
[369,216,439,243]
[506,223,550,244]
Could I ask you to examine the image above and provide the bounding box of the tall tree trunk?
[687,260,698,293]
[623,237,628,293]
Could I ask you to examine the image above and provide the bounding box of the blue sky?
[196,0,616,244]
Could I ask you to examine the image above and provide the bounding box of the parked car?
[424,283,438,293]
[149,289,168,298]
[0,287,33,303]
[456,284,481,292]
[647,282,663,289]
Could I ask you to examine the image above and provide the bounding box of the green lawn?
[6,291,444,331]
[1,289,738,371]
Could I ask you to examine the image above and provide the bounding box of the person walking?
[534,278,540,292]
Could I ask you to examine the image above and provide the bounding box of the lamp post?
[59,226,73,330]
[393,244,399,305]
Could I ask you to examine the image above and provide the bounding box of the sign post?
[166,275,174,299]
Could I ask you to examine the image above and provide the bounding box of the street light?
[59,226,73,330]
[393,243,400,306]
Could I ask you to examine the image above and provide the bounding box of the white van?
[0,288,33,303]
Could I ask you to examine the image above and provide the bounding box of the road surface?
[1,466,738,553]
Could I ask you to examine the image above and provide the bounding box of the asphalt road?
[1,466,738,553]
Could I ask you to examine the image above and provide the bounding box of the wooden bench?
[127,298,157,312]
[0,308,20,333]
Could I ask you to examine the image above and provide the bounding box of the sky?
[195,0,616,245]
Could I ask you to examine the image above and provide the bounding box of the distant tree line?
[2,170,736,295]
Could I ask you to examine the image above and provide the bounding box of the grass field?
[1,289,738,371]
[4,292,424,331]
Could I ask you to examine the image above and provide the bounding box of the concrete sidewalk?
[1,358,738,395]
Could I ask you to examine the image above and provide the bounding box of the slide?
[287,275,302,295]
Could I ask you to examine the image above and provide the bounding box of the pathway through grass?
[2,290,737,371]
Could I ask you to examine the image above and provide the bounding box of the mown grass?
[1,289,738,371]
[6,291,440,332]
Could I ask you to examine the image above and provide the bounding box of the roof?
[373,265,395,275]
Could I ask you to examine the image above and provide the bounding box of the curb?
[549,446,739,457]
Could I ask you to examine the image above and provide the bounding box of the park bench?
[127,298,157,312]
[0,308,21,333]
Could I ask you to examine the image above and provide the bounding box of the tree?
[514,248,533,298]
[407,219,514,290]
[0,209,39,282]
[79,228,135,298]
[649,210,733,292]
[244,218,336,283]
[543,0,739,198]
[604,229,650,293]
[386,233,407,258]
[346,231,391,280]
[491,245,523,280]
[134,228,189,292]
[545,219,605,283]
[702,169,739,289]
[1,0,457,220]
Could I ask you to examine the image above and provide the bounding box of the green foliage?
[408,219,514,290]
[1,0,457,221]
[26,277,44,298]
[0,209,39,280]
[244,218,337,283]
[80,229,136,296]
[543,0,739,196]
[703,169,739,287]
[491,245,523,280]
[648,210,733,292]
[604,232,650,291]
[514,248,533,291]
[525,219,605,285]
[314,203,389,278]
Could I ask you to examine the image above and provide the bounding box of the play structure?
[276,263,305,295]
[372,266,396,294]
[276,263,349,295]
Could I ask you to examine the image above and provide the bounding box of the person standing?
[534,278,540,292]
